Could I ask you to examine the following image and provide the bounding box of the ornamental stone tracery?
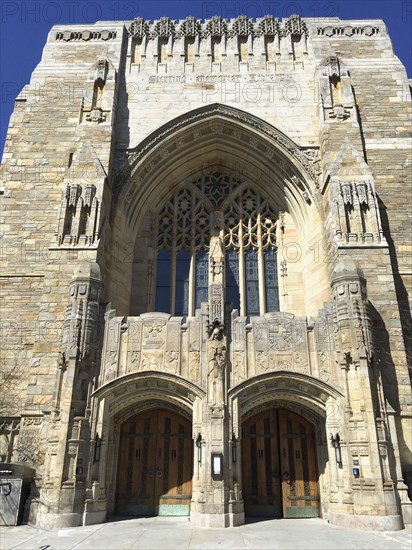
[155,173,278,253]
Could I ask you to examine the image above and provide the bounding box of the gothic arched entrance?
[115,408,193,517]
[242,408,319,518]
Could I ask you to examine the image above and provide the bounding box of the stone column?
[190,226,244,527]
[36,261,102,529]
[329,258,403,530]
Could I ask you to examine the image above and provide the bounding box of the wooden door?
[116,409,193,516]
[242,409,319,518]
[242,409,282,517]
[278,409,319,518]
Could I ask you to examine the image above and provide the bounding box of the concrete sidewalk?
[1,517,411,550]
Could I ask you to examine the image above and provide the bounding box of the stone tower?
[0,15,411,530]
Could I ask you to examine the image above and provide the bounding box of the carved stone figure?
[207,323,226,404]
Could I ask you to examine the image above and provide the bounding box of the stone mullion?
[170,196,178,315]
[188,246,195,317]
[238,221,246,316]
[257,214,266,316]
[188,196,196,317]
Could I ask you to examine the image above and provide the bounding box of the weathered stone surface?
[0,14,410,531]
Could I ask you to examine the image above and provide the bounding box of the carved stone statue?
[207,321,226,404]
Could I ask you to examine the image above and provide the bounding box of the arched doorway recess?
[242,408,319,518]
[116,408,193,516]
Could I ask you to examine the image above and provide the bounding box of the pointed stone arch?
[113,103,321,236]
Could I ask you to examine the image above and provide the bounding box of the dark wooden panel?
[242,410,281,517]
[116,409,192,517]
[242,409,319,518]
[279,410,319,518]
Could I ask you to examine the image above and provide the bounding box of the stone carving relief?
[332,260,373,369]
[205,16,228,37]
[177,16,201,37]
[189,351,200,381]
[268,318,306,351]
[56,184,99,246]
[55,30,117,41]
[328,142,386,246]
[282,14,308,36]
[128,17,150,38]
[62,262,102,364]
[143,321,166,345]
[125,15,316,42]
[232,351,245,383]
[318,55,352,121]
[256,15,279,36]
[54,142,105,249]
[80,57,116,125]
[15,429,40,465]
[165,351,179,373]
[317,25,380,37]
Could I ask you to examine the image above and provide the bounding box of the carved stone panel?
[126,319,143,374]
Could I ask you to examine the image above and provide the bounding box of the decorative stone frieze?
[316,25,381,37]
[55,30,117,41]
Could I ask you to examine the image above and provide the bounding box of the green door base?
[285,506,319,518]
[157,504,190,516]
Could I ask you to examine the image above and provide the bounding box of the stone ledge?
[190,511,245,528]
[328,511,404,531]
[35,512,82,529]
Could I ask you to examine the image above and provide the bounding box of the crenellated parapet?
[127,14,304,41]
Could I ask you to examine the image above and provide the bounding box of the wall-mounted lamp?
[196,434,202,464]
[330,433,342,467]
[94,434,101,463]
[231,433,237,464]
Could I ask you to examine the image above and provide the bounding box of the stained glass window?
[155,249,171,312]
[265,248,279,312]
[245,249,259,315]
[154,173,280,317]
[175,250,190,316]
[226,249,240,311]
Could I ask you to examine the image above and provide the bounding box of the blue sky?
[1,0,411,156]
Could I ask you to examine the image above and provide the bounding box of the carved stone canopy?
[207,319,225,340]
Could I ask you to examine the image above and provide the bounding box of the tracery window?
[154,173,279,317]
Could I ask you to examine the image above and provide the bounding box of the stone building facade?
[0,14,411,530]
